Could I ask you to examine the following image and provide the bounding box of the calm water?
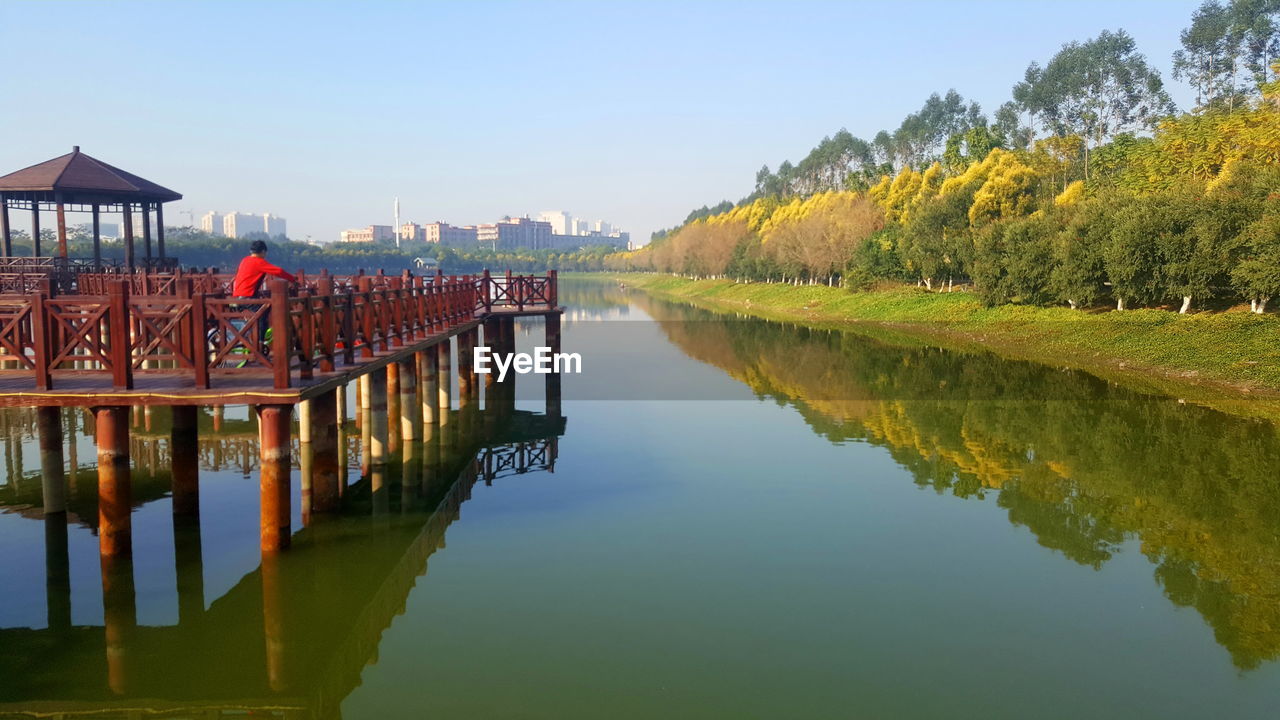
[1,278,1278,718]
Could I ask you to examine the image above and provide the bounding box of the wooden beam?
[0,193,11,258]
[55,193,68,259]
[31,203,41,257]
[122,203,134,270]
[91,204,101,267]
[140,202,152,266]
[156,203,166,260]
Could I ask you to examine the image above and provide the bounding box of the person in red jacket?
[229,240,297,360]
[232,240,297,298]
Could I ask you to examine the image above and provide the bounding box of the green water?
[1,278,1278,719]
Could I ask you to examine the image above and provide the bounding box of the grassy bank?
[588,273,1280,420]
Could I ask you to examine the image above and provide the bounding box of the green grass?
[586,273,1280,421]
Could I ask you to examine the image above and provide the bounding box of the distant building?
[538,210,573,236]
[399,222,426,244]
[264,213,287,238]
[204,211,287,239]
[477,217,553,250]
[340,225,394,243]
[199,211,223,235]
[424,222,478,246]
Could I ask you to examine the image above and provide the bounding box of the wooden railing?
[0,270,557,391]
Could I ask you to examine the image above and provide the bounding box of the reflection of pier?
[0,367,567,718]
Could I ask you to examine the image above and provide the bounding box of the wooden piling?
[386,362,401,455]
[399,358,418,442]
[258,404,292,553]
[95,406,132,557]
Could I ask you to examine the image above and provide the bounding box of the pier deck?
[0,306,552,407]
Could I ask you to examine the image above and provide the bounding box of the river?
[0,277,1277,718]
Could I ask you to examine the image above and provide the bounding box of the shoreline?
[580,273,1280,423]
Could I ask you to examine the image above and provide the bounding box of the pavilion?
[0,146,182,269]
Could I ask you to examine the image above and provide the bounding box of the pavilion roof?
[0,147,182,203]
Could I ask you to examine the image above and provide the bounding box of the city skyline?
[1,1,1201,244]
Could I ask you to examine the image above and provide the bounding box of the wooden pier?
[0,268,560,405]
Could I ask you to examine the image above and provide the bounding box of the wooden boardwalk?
[0,269,561,407]
[0,306,552,406]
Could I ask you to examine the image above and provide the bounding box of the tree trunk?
[1258,297,1270,314]
[1251,298,1258,313]
[1116,297,1126,311]
[1068,299,1078,310]
[1179,295,1192,314]
[923,278,933,291]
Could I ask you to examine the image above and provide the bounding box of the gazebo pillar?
[156,203,165,260]
[140,203,152,266]
[122,202,134,270]
[55,192,68,259]
[92,204,102,267]
[0,193,10,258]
[31,201,41,257]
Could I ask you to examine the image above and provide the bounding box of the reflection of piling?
[368,367,389,513]
[37,407,65,514]
[101,551,135,695]
[437,342,452,459]
[44,511,71,630]
[173,512,204,626]
[545,312,562,419]
[261,552,288,692]
[257,404,292,553]
[359,374,372,477]
[171,406,199,517]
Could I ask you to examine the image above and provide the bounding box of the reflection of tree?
[642,293,1280,670]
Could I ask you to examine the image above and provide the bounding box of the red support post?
[31,293,52,390]
[191,292,209,389]
[258,404,292,552]
[108,280,133,390]
[298,292,314,380]
[358,276,374,359]
[269,279,291,389]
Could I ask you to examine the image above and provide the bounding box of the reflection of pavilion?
[0,378,566,718]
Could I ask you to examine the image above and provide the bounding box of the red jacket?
[232,255,297,297]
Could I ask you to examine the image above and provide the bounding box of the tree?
[1051,202,1112,309]
[1104,196,1172,310]
[1174,0,1280,110]
[1015,30,1176,179]
[1232,209,1280,311]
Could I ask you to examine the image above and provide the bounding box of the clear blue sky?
[1,0,1202,244]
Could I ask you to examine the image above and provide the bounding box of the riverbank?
[588,273,1280,421]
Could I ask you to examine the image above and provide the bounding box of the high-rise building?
[264,214,287,238]
[200,211,224,235]
[207,211,288,239]
[538,210,573,236]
